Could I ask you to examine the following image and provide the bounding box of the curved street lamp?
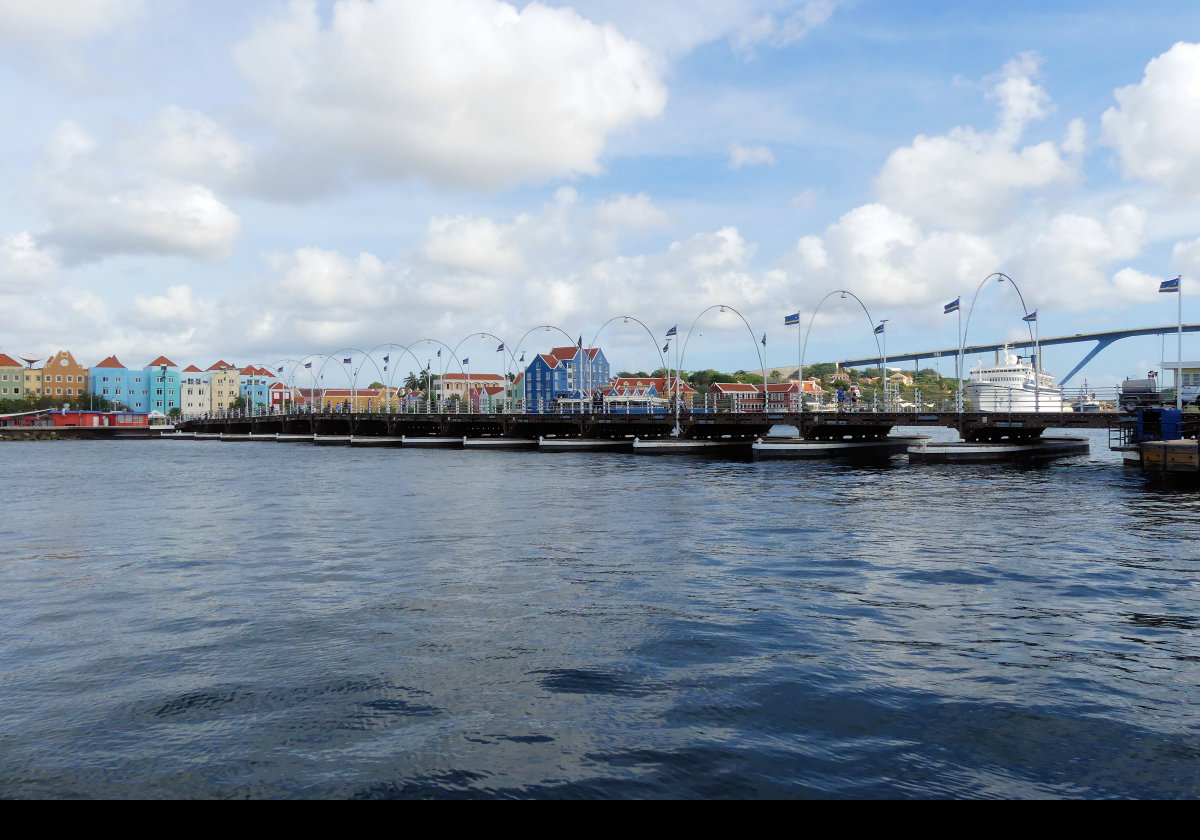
[510,324,579,414]
[961,272,1037,412]
[678,304,765,433]
[799,290,883,410]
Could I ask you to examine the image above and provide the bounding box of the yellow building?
[32,350,90,402]
[206,361,241,412]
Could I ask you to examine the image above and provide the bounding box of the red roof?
[0,353,20,367]
[206,360,235,371]
[441,372,505,381]
[147,355,176,367]
[182,364,202,372]
[94,355,126,369]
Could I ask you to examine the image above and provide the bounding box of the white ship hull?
[965,382,1064,412]
[966,347,1064,412]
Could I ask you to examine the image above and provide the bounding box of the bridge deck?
[177,408,1149,442]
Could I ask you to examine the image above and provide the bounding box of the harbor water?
[1,431,1198,798]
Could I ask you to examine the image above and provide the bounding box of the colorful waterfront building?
[522,346,610,413]
[437,372,507,403]
[0,353,23,399]
[26,350,90,403]
[238,365,277,412]
[90,355,140,410]
[206,361,240,413]
[144,356,181,415]
[180,365,209,415]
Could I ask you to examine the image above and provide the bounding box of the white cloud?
[875,53,1077,232]
[36,120,241,263]
[563,1,836,61]
[1101,41,1200,192]
[594,193,672,230]
[731,0,834,57]
[129,285,214,333]
[1008,204,1150,308]
[233,0,667,191]
[788,203,997,314]
[0,0,144,47]
[118,107,252,188]
[0,232,58,292]
[728,143,777,169]
[420,215,526,275]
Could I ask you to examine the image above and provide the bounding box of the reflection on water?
[1,432,1198,798]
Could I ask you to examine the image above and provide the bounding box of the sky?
[3,0,1200,389]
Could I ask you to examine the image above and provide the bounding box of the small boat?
[966,345,1063,412]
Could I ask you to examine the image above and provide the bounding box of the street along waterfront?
[1,434,1197,798]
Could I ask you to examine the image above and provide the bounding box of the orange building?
[33,350,90,402]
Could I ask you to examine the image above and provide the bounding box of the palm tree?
[403,371,423,392]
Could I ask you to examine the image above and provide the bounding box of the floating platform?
[1139,439,1200,474]
[631,437,751,455]
[464,437,538,449]
[313,435,353,446]
[276,434,315,443]
[165,432,195,440]
[348,436,404,447]
[400,436,462,448]
[539,437,634,452]
[907,435,1090,464]
[752,435,928,459]
[219,433,276,442]
[194,432,221,440]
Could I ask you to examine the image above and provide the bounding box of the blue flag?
[761,333,767,346]
[519,353,525,363]
[437,348,442,357]
[944,297,960,314]
[662,342,669,353]
[383,354,390,363]
[1022,310,1038,322]
[304,362,312,369]
[276,366,283,373]
[1160,275,1181,293]
[496,343,504,352]
[463,358,469,365]
[343,358,351,364]
[874,323,885,334]
[666,325,677,337]
[784,313,800,326]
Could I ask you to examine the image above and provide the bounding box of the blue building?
[523,345,609,413]
[89,355,180,414]
[238,365,277,413]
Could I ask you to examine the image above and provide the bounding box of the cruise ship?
[965,346,1064,412]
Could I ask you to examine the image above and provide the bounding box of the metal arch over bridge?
[836,324,1200,385]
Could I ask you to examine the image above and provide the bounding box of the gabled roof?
[94,355,126,369]
[182,364,202,372]
[441,372,505,381]
[206,360,235,371]
[0,353,21,368]
[146,355,176,368]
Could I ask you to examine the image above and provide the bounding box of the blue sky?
[3,0,1200,388]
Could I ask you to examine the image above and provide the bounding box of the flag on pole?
[437,348,442,357]
[662,342,669,353]
[277,366,283,373]
[383,354,390,363]
[666,325,677,337]
[874,323,885,334]
[1160,275,1182,293]
[761,333,767,346]
[496,343,504,352]
[519,352,525,363]
[463,358,470,365]
[577,335,583,348]
[1022,310,1038,322]
[784,313,800,326]
[343,358,351,364]
[944,298,960,314]
[304,362,312,369]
